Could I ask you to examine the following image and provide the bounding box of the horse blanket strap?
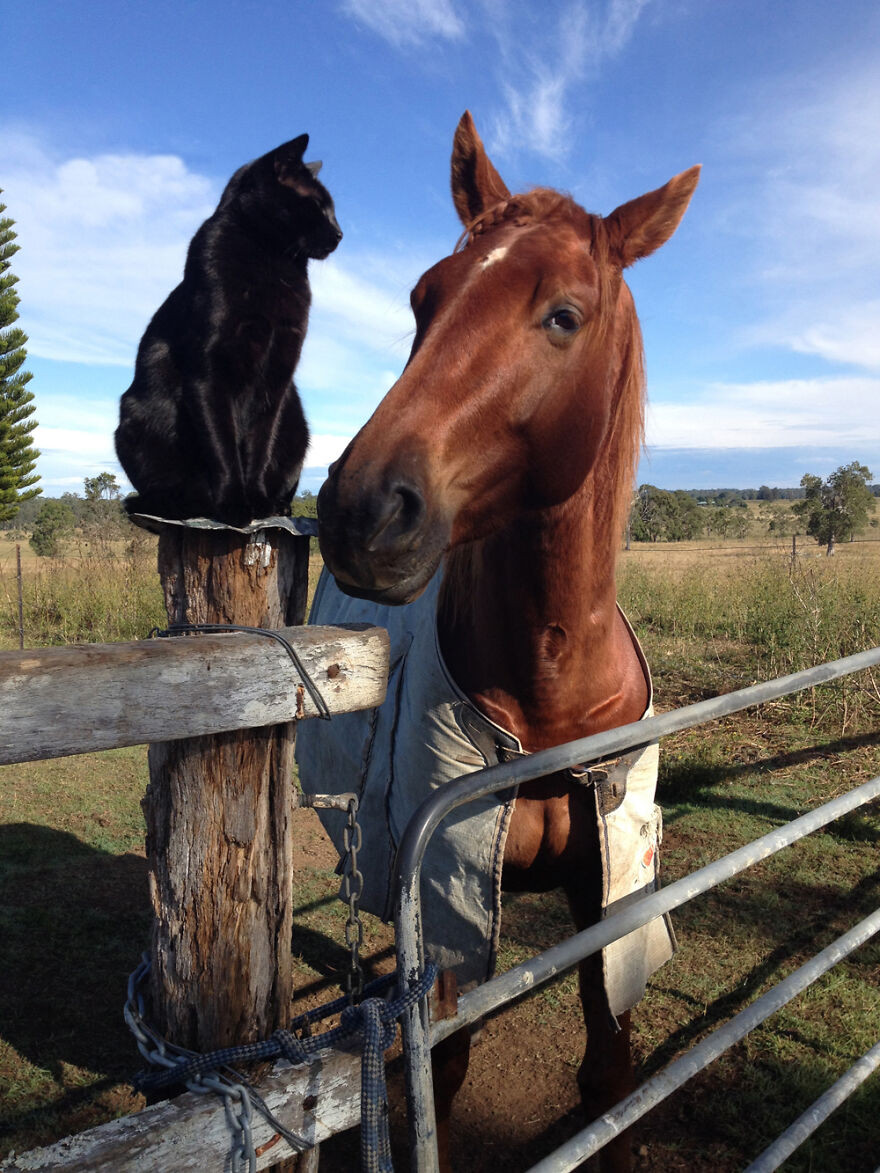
[296,568,675,1013]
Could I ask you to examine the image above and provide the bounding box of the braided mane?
[455,187,595,252]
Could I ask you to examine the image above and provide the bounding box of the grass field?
[1,530,879,1168]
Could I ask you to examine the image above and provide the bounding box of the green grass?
[0,748,151,1152]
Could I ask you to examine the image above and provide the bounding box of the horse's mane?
[452,187,645,560]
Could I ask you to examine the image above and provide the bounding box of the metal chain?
[342,794,366,1002]
[124,955,306,1172]
[126,951,437,1173]
[297,790,367,1001]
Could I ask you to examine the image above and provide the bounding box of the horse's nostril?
[366,481,426,553]
[395,482,425,531]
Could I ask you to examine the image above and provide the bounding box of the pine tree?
[0,190,40,523]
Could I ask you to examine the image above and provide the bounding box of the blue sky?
[4,0,879,496]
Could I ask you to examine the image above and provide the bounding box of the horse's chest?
[501,779,602,894]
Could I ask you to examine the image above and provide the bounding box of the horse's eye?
[543,307,581,338]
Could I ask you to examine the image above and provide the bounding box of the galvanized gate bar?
[524,908,880,1173]
[397,892,439,1172]
[392,645,880,1173]
[395,647,880,905]
[743,1039,880,1173]
[430,774,880,1044]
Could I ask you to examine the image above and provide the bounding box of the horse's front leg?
[431,1025,472,1172]
[558,784,635,1172]
[572,945,635,1172]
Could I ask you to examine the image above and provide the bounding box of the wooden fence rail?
[0,1043,363,1172]
[0,617,391,1171]
[0,623,389,765]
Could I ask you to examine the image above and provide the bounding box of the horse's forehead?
[433,219,598,299]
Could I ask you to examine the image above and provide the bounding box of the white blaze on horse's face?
[479,244,509,268]
[317,112,699,605]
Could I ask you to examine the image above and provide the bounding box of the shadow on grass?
[0,823,151,1145]
[290,918,396,1002]
[659,728,880,834]
[645,862,880,1080]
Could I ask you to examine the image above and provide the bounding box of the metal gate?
[391,646,880,1172]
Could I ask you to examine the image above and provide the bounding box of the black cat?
[115,134,341,526]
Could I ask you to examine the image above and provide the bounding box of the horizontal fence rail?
[430,774,880,1044]
[527,909,880,1173]
[0,1041,364,1172]
[742,1039,880,1173]
[0,623,389,764]
[393,646,880,1172]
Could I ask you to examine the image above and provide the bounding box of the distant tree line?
[629,464,876,549]
[630,485,750,542]
[679,484,880,502]
[4,478,322,557]
[6,464,875,558]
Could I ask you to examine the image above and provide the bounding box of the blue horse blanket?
[295,568,674,1013]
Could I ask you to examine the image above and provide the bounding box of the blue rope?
[132,962,437,1173]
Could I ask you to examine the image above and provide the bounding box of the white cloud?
[3,132,217,366]
[36,425,117,462]
[304,432,354,467]
[341,0,465,46]
[786,301,880,371]
[488,0,652,161]
[723,63,880,373]
[647,376,880,450]
[309,260,414,356]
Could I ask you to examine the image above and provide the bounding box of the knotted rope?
[127,957,437,1173]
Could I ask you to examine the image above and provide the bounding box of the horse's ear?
[451,111,511,225]
[606,165,701,267]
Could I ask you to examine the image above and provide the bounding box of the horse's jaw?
[328,564,437,606]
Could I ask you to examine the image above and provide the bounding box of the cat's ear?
[306,161,323,178]
[274,134,310,184]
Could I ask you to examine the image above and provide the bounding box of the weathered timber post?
[142,520,308,1069]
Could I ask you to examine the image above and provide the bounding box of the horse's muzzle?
[317,465,449,605]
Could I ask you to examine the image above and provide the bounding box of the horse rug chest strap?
[295,568,675,1014]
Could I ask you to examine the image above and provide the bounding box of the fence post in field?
[141,519,310,1169]
[16,544,24,650]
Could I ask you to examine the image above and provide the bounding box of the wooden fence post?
[16,544,24,650]
[142,522,309,1109]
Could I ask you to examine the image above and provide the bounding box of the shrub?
[29,500,75,557]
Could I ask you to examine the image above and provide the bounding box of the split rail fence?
[0,623,878,1170]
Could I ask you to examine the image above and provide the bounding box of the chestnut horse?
[316,113,699,1169]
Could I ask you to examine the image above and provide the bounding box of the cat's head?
[226,134,343,260]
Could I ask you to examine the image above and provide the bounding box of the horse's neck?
[438,496,647,753]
